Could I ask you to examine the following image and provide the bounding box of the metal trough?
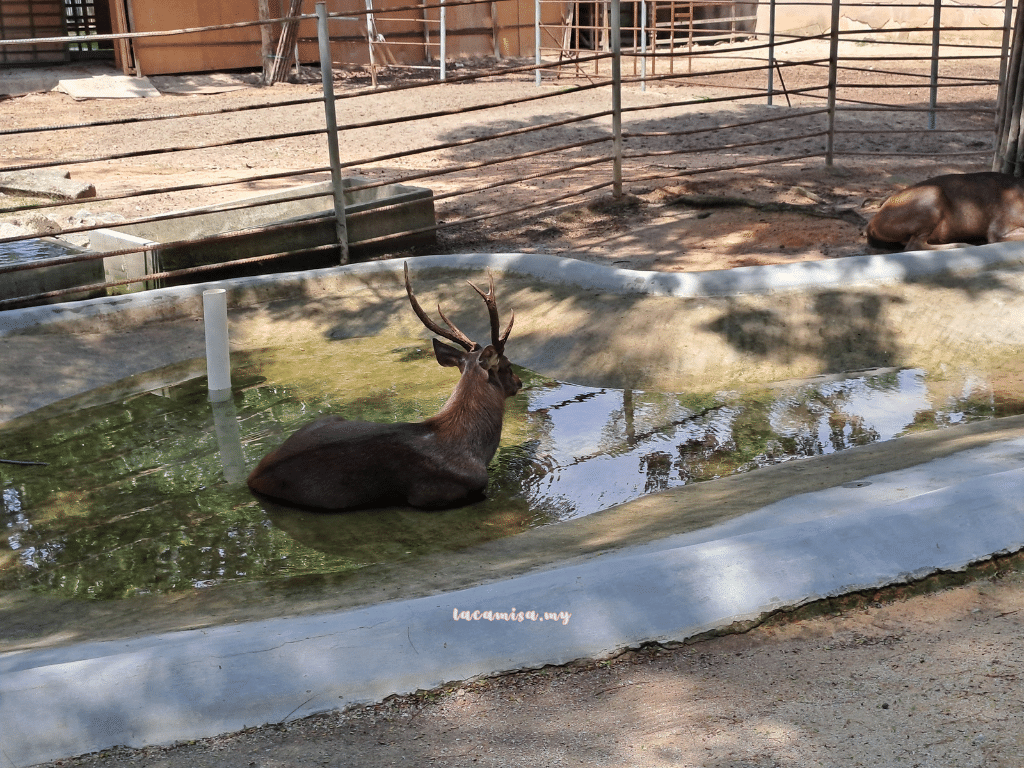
[93,177,436,292]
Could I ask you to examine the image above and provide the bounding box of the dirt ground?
[3,41,1023,768]
[0,39,999,271]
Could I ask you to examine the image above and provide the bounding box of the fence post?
[440,0,447,80]
[928,0,941,130]
[640,0,647,91]
[365,0,379,88]
[767,0,776,105]
[316,1,350,264]
[257,0,274,84]
[998,0,1014,92]
[535,0,542,86]
[825,0,840,166]
[994,0,1019,169]
[995,0,1024,173]
[611,0,623,197]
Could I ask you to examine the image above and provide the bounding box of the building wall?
[126,0,546,76]
[756,0,1009,44]
[8,0,1001,76]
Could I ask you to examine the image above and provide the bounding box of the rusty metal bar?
[0,214,333,275]
[624,131,831,162]
[628,152,829,186]
[0,175,618,309]
[0,242,339,310]
[2,78,607,177]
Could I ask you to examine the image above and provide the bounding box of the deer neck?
[427,375,506,454]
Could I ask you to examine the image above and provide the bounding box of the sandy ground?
[3,42,1023,768]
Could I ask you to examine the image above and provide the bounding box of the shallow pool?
[1,338,1016,600]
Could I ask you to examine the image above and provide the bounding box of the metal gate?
[63,0,113,58]
[539,0,759,76]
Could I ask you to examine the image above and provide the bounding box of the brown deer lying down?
[866,171,1024,251]
[247,263,522,510]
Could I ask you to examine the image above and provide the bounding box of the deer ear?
[432,338,466,368]
[478,345,500,370]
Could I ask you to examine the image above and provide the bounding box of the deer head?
[404,262,521,405]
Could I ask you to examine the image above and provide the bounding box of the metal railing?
[0,0,1011,309]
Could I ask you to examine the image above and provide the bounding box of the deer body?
[866,172,1024,251]
[247,267,521,510]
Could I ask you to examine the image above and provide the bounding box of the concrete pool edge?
[4,248,1024,766]
[4,244,1024,336]
[2,442,1024,767]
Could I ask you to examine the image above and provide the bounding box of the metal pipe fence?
[0,0,1013,309]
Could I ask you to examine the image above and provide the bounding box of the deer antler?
[404,263,479,352]
[466,272,514,355]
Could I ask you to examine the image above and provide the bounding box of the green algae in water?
[1,341,1017,601]
[0,342,550,601]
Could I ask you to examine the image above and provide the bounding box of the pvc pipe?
[203,288,232,400]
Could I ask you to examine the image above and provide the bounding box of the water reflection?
[209,396,246,485]
[517,367,1002,516]
[0,345,1016,600]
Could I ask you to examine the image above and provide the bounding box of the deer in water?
[866,171,1024,252]
[247,263,522,510]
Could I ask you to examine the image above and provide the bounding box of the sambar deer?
[866,171,1024,251]
[247,263,522,510]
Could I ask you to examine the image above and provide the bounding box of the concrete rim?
[3,248,1024,768]
[4,244,1024,336]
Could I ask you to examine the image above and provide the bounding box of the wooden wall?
[0,0,68,64]
[123,0,545,76]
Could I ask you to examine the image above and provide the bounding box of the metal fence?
[0,0,1011,309]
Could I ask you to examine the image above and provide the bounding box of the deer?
[866,171,1024,252]
[246,263,522,510]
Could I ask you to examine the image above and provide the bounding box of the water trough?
[0,177,435,307]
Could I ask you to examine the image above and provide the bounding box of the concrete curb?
[4,244,1024,336]
[3,447,1023,767]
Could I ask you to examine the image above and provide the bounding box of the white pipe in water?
[203,288,232,401]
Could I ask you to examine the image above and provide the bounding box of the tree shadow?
[903,267,1015,300]
[705,289,905,373]
[813,290,902,372]
[707,306,793,359]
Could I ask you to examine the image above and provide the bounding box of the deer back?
[867,172,1024,250]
